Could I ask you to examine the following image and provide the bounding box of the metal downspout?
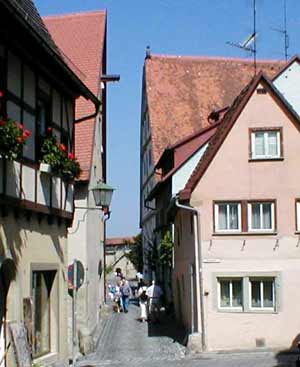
[175,198,206,351]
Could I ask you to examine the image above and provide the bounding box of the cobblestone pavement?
[76,300,298,367]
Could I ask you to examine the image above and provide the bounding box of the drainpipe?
[175,198,206,351]
[102,211,111,303]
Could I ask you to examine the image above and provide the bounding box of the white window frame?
[249,278,275,310]
[247,201,275,232]
[214,202,242,233]
[218,278,243,310]
[251,130,281,159]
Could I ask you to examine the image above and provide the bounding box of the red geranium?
[0,120,6,126]
[23,130,31,139]
[16,137,23,143]
[68,152,75,160]
[59,143,67,152]
[0,91,4,98]
[19,124,24,130]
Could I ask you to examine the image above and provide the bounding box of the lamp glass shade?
[92,183,115,207]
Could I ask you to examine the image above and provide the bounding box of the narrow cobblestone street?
[76,300,299,367]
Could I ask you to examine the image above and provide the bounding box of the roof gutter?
[1,0,100,107]
[74,103,100,124]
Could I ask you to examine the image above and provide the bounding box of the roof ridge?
[147,54,285,64]
[43,10,106,20]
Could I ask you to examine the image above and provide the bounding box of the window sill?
[213,231,277,236]
[249,157,284,162]
[217,309,277,314]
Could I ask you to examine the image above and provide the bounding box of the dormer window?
[250,128,282,160]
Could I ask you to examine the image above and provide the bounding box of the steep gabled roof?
[44,11,106,181]
[180,72,300,201]
[144,55,284,165]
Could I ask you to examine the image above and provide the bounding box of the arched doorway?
[0,258,16,367]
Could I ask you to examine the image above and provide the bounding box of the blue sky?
[36,0,300,237]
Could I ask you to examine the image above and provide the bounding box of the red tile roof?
[144,55,285,165]
[44,11,106,181]
[106,237,135,246]
[180,72,300,201]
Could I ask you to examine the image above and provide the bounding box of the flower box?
[39,163,52,174]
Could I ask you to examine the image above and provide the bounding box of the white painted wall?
[172,143,208,196]
[274,61,300,115]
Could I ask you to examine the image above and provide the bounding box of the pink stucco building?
[173,66,300,352]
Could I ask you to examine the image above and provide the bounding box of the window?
[36,94,50,160]
[218,278,242,309]
[248,202,275,231]
[32,270,56,358]
[251,129,281,159]
[217,275,278,313]
[214,202,241,232]
[249,278,275,310]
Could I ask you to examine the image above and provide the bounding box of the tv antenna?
[272,0,289,62]
[227,0,257,75]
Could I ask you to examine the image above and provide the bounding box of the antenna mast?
[272,0,289,62]
[253,0,257,74]
[283,0,289,62]
[226,0,257,75]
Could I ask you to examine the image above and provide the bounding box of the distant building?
[140,53,283,282]
[105,237,136,281]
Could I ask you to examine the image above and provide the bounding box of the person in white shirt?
[146,280,163,323]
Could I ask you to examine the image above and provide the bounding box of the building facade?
[140,53,283,282]
[44,11,111,354]
[105,237,136,281]
[173,70,300,351]
[0,1,99,366]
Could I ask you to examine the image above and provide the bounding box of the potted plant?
[0,119,31,160]
[40,128,81,181]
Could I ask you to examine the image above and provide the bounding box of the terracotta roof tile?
[44,11,106,180]
[145,55,285,164]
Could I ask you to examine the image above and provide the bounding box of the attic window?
[257,88,267,95]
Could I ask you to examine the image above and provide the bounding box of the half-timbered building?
[0,1,99,365]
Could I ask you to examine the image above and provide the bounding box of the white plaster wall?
[172,143,208,196]
[274,61,300,115]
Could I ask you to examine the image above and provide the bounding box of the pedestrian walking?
[146,280,163,323]
[120,279,131,313]
[114,283,122,313]
[138,282,148,322]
